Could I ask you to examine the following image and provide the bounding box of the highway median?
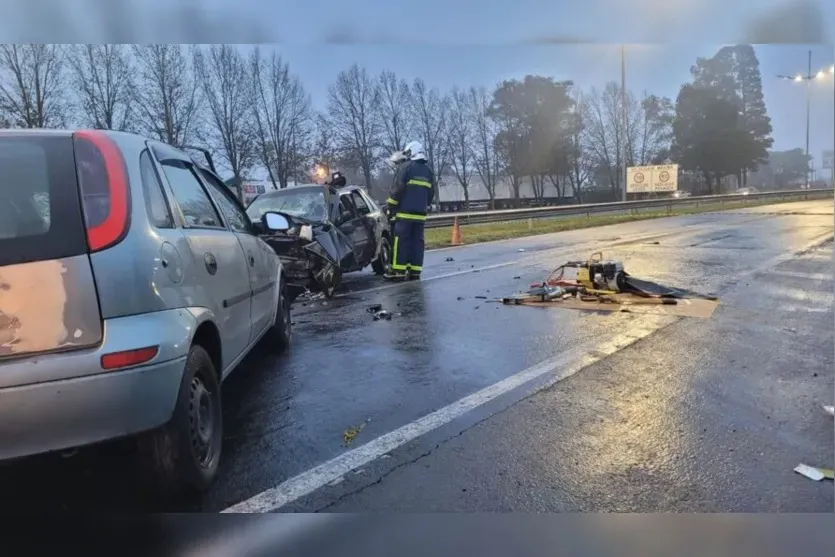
[425,198,805,249]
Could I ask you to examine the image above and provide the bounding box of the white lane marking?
[768,270,833,281]
[223,232,834,514]
[222,314,675,513]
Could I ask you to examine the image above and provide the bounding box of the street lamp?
[777,50,834,188]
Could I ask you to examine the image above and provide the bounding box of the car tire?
[138,344,222,498]
[372,235,392,275]
[266,279,292,351]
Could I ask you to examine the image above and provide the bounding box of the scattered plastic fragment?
[518,248,526,252]
[824,405,834,416]
[475,296,488,299]
[794,463,834,481]
[373,310,392,321]
[445,257,455,262]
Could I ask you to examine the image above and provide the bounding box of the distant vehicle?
[672,191,691,198]
[247,183,392,299]
[0,129,291,496]
[737,187,759,196]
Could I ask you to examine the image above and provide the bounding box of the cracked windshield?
[0,34,832,522]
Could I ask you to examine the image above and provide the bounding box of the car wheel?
[138,344,222,497]
[372,235,392,275]
[266,279,292,351]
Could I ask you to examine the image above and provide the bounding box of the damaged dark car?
[248,184,392,300]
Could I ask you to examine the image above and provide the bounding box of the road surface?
[0,200,832,512]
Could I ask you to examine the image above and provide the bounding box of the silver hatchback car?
[0,129,291,495]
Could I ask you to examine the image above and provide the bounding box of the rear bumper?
[0,308,199,460]
[0,357,185,460]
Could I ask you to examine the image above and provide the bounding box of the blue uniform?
[386,159,436,275]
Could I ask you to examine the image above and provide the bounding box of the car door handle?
[204,253,218,275]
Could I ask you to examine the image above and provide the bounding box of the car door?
[198,167,277,339]
[336,193,369,269]
[348,189,379,265]
[150,144,253,374]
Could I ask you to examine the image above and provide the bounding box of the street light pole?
[777,54,834,190]
[805,49,811,188]
[621,44,628,201]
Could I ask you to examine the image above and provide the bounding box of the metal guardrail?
[424,189,834,229]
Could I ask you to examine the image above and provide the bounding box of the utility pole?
[621,44,628,201]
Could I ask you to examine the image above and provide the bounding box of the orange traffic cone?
[450,216,463,246]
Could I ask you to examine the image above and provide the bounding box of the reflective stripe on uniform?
[392,235,402,268]
[407,179,432,188]
[386,197,398,205]
[408,265,423,271]
[396,212,427,221]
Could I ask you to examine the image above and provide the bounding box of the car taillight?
[101,346,159,370]
[73,130,131,253]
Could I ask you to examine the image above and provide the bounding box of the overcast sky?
[2,0,833,168]
[260,44,834,168]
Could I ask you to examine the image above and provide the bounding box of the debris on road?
[343,421,369,447]
[823,405,834,417]
[445,257,455,262]
[794,463,834,481]
[518,248,526,252]
[366,304,393,320]
[475,296,488,299]
[500,251,720,318]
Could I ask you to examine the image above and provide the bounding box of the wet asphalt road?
[0,200,832,512]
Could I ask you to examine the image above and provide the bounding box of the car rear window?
[0,135,88,267]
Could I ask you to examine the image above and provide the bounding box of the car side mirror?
[263,211,291,232]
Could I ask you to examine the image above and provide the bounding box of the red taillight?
[101,346,159,370]
[74,130,130,253]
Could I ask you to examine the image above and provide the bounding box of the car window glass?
[0,141,51,240]
[139,150,173,228]
[339,195,356,220]
[198,169,251,233]
[159,160,223,228]
[246,190,328,222]
[351,191,371,215]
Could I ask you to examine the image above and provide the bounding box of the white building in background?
[437,173,576,202]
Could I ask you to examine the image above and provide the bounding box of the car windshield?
[246,188,328,223]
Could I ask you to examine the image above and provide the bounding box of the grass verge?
[424,199,796,249]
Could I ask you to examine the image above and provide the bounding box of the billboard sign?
[626,164,679,193]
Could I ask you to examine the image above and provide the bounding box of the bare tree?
[447,87,475,208]
[0,44,69,128]
[193,45,256,200]
[311,113,340,179]
[468,86,500,209]
[563,91,591,202]
[131,44,200,146]
[66,44,133,131]
[249,47,312,189]
[582,83,624,197]
[407,78,449,181]
[327,64,380,190]
[375,70,412,155]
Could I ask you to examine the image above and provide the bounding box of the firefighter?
[324,170,347,188]
[384,140,436,281]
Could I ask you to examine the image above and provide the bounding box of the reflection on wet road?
[0,201,832,512]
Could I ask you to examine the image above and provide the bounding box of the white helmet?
[403,140,426,161]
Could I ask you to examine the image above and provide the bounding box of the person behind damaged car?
[384,141,436,281]
[324,171,347,188]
